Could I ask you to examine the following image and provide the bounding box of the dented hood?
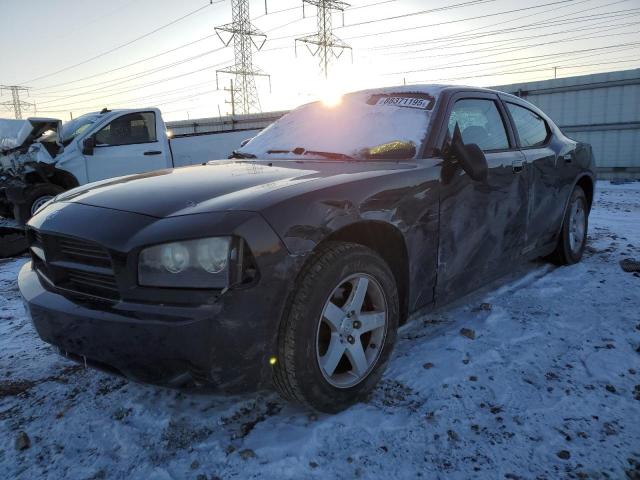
[54,159,416,218]
[0,117,61,153]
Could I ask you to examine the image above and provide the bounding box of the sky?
[1,0,639,122]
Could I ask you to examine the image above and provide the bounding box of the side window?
[447,98,509,151]
[506,103,549,148]
[94,112,156,146]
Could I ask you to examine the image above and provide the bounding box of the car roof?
[353,84,521,101]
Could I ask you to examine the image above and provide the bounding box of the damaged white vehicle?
[0,108,247,225]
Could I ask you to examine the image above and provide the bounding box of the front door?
[84,111,168,182]
[436,94,529,304]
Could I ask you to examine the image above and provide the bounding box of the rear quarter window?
[506,103,550,148]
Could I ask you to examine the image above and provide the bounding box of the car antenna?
[100,108,111,114]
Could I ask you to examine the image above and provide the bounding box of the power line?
[35,86,222,115]
[402,47,640,82]
[30,0,399,95]
[385,18,640,75]
[35,47,226,102]
[385,40,640,76]
[375,18,640,56]
[344,0,588,41]
[32,33,222,92]
[337,0,499,29]
[265,0,578,43]
[367,1,627,51]
[408,57,640,83]
[408,0,631,51]
[21,1,217,85]
[36,59,233,110]
[394,23,640,64]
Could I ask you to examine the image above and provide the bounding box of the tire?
[0,227,28,258]
[273,242,399,412]
[549,185,588,265]
[12,184,65,225]
[0,201,13,219]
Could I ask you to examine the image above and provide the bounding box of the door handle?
[512,163,524,173]
[144,150,162,156]
[561,154,573,163]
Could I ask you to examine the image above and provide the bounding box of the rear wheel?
[549,185,588,265]
[273,242,399,412]
[13,184,64,225]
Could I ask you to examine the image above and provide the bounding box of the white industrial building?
[493,68,640,179]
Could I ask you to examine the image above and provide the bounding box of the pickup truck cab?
[1,108,204,224]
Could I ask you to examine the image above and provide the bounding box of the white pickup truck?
[0,107,259,224]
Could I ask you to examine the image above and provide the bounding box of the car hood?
[0,117,61,154]
[55,159,417,218]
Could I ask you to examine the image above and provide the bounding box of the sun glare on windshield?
[320,83,343,108]
[322,93,342,108]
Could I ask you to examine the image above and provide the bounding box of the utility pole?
[224,79,236,116]
[215,0,270,114]
[295,1,351,79]
[0,85,34,119]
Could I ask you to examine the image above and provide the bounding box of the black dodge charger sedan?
[19,85,595,412]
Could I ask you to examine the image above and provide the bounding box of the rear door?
[84,111,169,182]
[436,93,528,303]
[502,100,567,252]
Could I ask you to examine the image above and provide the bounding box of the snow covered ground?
[1,181,639,480]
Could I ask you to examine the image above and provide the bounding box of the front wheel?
[549,185,588,265]
[273,242,399,412]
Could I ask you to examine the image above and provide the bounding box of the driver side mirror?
[449,124,488,182]
[82,136,95,156]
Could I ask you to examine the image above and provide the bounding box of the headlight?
[138,236,235,288]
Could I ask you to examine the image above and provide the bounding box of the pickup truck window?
[60,114,100,142]
[448,99,509,152]
[506,103,550,148]
[95,112,156,147]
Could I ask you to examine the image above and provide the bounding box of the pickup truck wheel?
[273,242,399,412]
[0,227,28,258]
[549,185,588,265]
[13,184,64,225]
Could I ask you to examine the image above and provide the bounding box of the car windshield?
[236,90,437,161]
[60,113,101,142]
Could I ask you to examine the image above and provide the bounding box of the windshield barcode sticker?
[376,96,431,109]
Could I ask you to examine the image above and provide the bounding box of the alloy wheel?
[315,273,388,388]
[568,196,586,254]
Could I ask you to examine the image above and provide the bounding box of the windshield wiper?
[303,150,357,161]
[264,147,358,161]
[229,150,256,159]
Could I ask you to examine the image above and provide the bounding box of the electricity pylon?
[215,0,270,114]
[295,1,351,79]
[0,85,34,119]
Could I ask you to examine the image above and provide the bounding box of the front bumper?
[20,261,277,391]
[19,203,301,392]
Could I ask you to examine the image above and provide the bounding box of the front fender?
[259,167,441,312]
